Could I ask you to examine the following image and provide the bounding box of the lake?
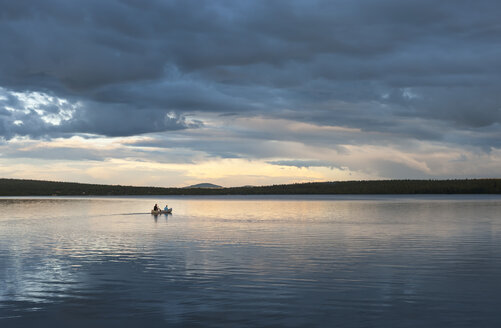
[1,195,501,327]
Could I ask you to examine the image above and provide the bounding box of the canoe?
[151,208,172,215]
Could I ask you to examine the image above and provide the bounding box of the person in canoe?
[164,204,169,211]
[153,204,160,212]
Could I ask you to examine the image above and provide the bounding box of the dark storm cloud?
[0,88,195,139]
[1,0,500,147]
[61,102,196,137]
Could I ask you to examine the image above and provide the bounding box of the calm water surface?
[1,195,501,327]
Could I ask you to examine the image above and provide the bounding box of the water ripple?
[1,196,501,327]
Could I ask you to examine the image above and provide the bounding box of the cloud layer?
[1,0,501,184]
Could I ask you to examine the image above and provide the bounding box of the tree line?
[1,178,500,196]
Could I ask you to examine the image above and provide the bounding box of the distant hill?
[1,178,501,196]
[184,183,223,189]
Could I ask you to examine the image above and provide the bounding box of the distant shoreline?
[1,178,500,196]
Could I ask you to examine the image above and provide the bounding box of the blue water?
[1,195,501,327]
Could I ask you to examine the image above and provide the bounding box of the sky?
[1,0,501,187]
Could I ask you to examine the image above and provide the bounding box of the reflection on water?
[1,195,501,327]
